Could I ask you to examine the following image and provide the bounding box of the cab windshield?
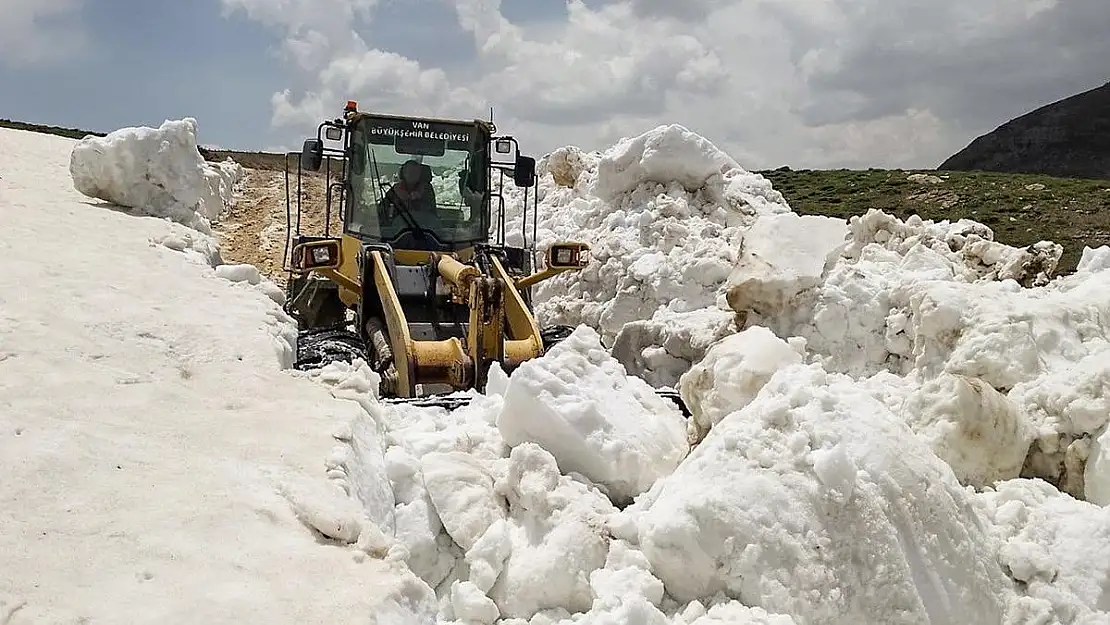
[347,117,487,246]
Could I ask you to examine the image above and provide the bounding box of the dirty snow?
[8,116,1110,625]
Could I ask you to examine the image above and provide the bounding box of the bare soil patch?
[214,168,338,287]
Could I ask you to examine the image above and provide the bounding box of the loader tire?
[540,324,575,353]
[294,327,369,370]
[364,317,399,397]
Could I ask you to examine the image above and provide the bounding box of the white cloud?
[220,0,378,72]
[0,0,86,68]
[226,0,1110,169]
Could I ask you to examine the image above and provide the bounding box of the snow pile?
[737,209,1064,378]
[678,327,805,445]
[498,326,689,503]
[724,211,848,335]
[311,329,808,623]
[273,123,1110,623]
[307,324,1086,624]
[842,210,1062,287]
[974,479,1110,622]
[899,373,1033,489]
[704,204,1110,497]
[631,362,1017,624]
[610,306,739,389]
[860,261,1110,497]
[69,117,243,233]
[498,125,792,381]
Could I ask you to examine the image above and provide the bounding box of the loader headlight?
[545,241,591,269]
[292,239,343,272]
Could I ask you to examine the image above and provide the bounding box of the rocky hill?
[939,81,1110,180]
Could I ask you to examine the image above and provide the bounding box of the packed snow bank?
[0,126,409,622]
[629,362,1015,624]
[69,117,243,233]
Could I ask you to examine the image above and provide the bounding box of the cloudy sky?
[2,0,1107,169]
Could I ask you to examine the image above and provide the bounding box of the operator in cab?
[381,159,438,220]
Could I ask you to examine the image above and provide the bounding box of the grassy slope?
[8,119,1109,272]
[759,168,1110,272]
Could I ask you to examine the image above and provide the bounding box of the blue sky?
[2,0,1107,168]
[0,0,281,148]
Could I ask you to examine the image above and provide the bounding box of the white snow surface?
[678,326,805,445]
[974,479,1110,623]
[10,117,1110,625]
[631,362,1017,625]
[69,117,244,233]
[0,126,431,623]
[501,125,792,355]
[498,326,689,503]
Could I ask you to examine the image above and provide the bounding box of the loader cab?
[298,109,538,255]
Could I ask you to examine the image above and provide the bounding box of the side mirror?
[514,154,536,188]
[324,125,343,142]
[291,239,342,271]
[495,139,513,154]
[300,138,323,172]
[545,241,590,269]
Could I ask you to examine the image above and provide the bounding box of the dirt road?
[214,168,338,287]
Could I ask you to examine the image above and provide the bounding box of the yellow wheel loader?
[281,101,687,415]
